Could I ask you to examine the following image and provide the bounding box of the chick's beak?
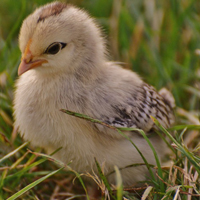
[18,58,48,76]
[18,39,48,76]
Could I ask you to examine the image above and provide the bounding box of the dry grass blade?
[94,158,115,200]
[151,116,200,175]
[173,186,180,200]
[176,107,200,125]
[0,131,11,145]
[1,1,200,199]
[27,149,90,200]
[0,141,29,164]
[7,167,64,200]
[141,186,153,200]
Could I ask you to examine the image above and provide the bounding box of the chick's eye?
[45,42,66,55]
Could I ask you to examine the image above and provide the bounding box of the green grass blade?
[70,170,90,200]
[137,129,164,191]
[118,127,164,191]
[62,109,157,183]
[5,157,47,182]
[116,129,157,183]
[62,109,158,181]
[0,169,8,196]
[169,125,200,131]
[60,109,116,130]
[28,150,90,200]
[107,163,155,177]
[0,141,29,164]
[114,166,123,200]
[94,158,116,200]
[5,147,62,182]
[7,167,64,200]
[152,116,200,175]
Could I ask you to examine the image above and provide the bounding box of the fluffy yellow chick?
[14,2,175,185]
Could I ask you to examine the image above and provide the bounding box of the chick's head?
[18,2,106,76]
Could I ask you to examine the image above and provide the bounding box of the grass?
[0,0,200,199]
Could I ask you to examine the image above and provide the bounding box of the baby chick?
[14,2,175,185]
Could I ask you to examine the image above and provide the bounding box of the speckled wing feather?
[100,83,175,133]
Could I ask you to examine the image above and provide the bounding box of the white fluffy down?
[14,2,174,186]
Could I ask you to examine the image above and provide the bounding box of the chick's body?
[14,2,175,185]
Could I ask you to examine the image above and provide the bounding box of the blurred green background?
[0,0,200,156]
[0,0,200,199]
[1,0,200,149]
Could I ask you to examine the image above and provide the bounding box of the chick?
[14,2,175,185]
